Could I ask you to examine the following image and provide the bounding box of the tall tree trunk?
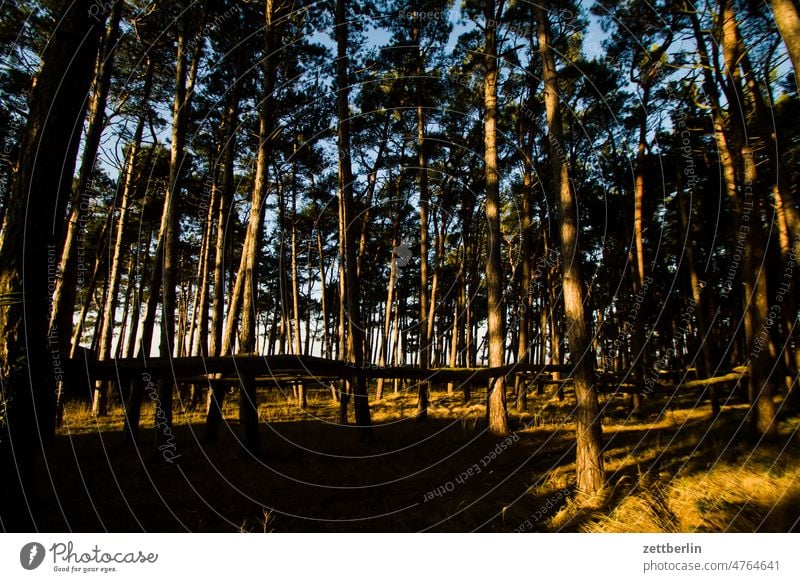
[537,3,604,495]
[771,0,800,85]
[187,176,213,358]
[675,146,718,415]
[737,40,800,399]
[627,33,671,414]
[337,215,348,419]
[412,10,432,420]
[291,151,305,408]
[49,0,123,357]
[515,162,534,412]
[153,15,197,456]
[92,57,153,415]
[391,289,403,394]
[209,87,239,358]
[427,210,445,366]
[191,182,216,358]
[304,241,314,356]
[719,0,778,440]
[115,251,136,359]
[461,203,474,402]
[483,0,510,436]
[316,224,331,359]
[629,85,650,416]
[69,212,113,357]
[515,68,536,411]
[187,175,216,411]
[336,0,371,437]
[0,0,105,530]
[377,178,402,401]
[278,185,289,355]
[229,0,283,454]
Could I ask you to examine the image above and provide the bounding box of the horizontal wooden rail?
[64,354,748,396]
[65,354,572,385]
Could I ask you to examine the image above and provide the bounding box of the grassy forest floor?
[35,383,800,532]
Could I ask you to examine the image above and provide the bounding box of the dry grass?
[41,383,800,532]
[546,404,800,533]
[567,460,800,533]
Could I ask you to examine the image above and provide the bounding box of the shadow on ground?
[31,391,800,532]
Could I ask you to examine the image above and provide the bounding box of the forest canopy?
[0,0,798,532]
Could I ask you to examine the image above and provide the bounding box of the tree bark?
[675,147,719,415]
[230,0,285,455]
[483,0,510,436]
[49,0,123,357]
[152,14,198,456]
[736,36,800,399]
[209,86,239,358]
[0,0,105,530]
[92,57,153,415]
[537,3,604,495]
[515,63,537,412]
[290,150,305,408]
[718,0,778,440]
[335,0,371,437]
[377,176,402,401]
[771,0,800,86]
[316,224,331,359]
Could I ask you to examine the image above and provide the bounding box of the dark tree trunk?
[0,0,105,530]
[49,0,123,358]
[92,57,153,416]
[209,87,238,358]
[228,0,285,454]
[335,0,371,438]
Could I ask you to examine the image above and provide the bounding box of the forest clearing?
[2,0,800,534]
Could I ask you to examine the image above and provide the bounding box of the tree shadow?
[32,398,799,532]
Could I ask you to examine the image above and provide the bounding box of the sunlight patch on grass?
[577,458,800,532]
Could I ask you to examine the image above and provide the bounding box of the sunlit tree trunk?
[771,0,800,85]
[316,225,331,360]
[736,37,800,400]
[290,151,305,408]
[482,0,510,436]
[515,60,537,410]
[537,2,604,495]
[152,13,202,454]
[719,0,778,440]
[377,177,402,401]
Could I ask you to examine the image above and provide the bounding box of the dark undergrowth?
[31,384,800,532]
